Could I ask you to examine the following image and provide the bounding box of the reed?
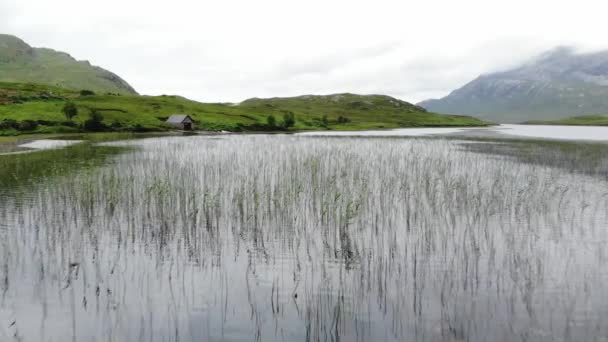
[0,135,607,341]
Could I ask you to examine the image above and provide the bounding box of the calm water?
[497,124,608,141]
[18,139,82,150]
[296,127,475,137]
[1,135,608,341]
[297,124,608,141]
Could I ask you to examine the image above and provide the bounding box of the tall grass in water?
[1,135,607,341]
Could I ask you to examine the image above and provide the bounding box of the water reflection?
[1,135,607,341]
[296,124,608,142]
[498,124,608,141]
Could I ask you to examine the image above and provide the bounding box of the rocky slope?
[419,47,608,123]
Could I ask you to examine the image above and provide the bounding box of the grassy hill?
[0,34,137,95]
[239,94,486,129]
[0,82,487,136]
[525,114,608,126]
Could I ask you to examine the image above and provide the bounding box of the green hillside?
[0,34,137,95]
[0,82,487,136]
[239,93,486,129]
[525,114,608,126]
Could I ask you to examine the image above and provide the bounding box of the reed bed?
[1,135,607,341]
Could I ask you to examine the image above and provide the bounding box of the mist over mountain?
[419,47,608,123]
[0,34,137,95]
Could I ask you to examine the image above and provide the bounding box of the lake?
[1,131,607,341]
[297,124,608,141]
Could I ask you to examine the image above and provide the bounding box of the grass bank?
[1,82,488,137]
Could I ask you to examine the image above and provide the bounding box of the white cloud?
[1,0,607,102]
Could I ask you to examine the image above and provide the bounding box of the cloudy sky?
[1,0,607,103]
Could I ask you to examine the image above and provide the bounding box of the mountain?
[419,47,608,123]
[0,34,137,95]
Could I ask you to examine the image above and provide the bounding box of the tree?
[80,89,95,96]
[62,102,78,121]
[321,115,329,127]
[83,109,105,131]
[267,115,277,128]
[282,111,295,128]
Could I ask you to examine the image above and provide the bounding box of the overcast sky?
[1,0,607,103]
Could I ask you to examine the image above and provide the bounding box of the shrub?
[61,121,78,128]
[79,90,96,96]
[35,120,54,126]
[267,115,277,128]
[18,120,39,131]
[321,115,329,127]
[83,109,106,132]
[130,124,146,132]
[282,111,295,128]
[337,116,351,124]
[110,121,123,130]
[0,119,19,130]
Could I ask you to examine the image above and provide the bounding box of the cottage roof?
[166,114,192,123]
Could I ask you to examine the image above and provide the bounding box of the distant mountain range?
[419,47,608,123]
[0,34,137,95]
